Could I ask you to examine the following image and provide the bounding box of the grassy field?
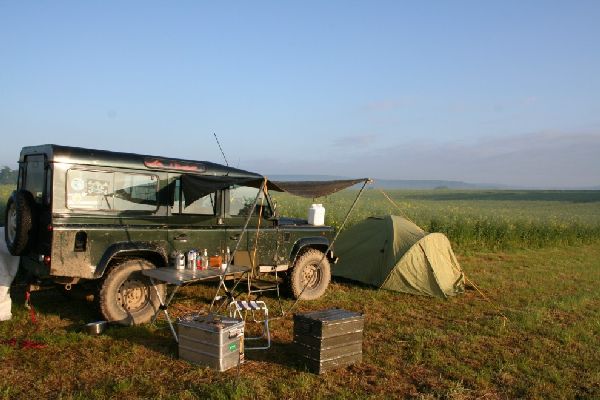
[272,189,600,252]
[0,185,13,220]
[2,184,599,252]
[1,185,599,398]
[1,244,599,399]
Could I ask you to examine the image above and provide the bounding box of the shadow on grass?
[8,277,361,368]
[11,283,98,326]
[242,338,308,371]
[331,276,377,290]
[9,282,181,357]
[103,323,179,357]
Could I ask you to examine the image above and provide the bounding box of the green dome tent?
[333,215,464,299]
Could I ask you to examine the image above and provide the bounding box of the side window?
[67,170,114,210]
[170,178,181,214]
[114,173,158,211]
[171,177,216,215]
[67,169,158,212]
[229,185,271,217]
[184,192,216,215]
[24,155,45,204]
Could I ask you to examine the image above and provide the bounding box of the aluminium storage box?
[293,308,364,374]
[177,313,244,372]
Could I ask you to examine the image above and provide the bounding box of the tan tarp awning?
[267,179,368,198]
[178,175,368,203]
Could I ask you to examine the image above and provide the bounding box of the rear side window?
[67,169,158,212]
[114,173,158,211]
[24,155,46,204]
[67,170,114,210]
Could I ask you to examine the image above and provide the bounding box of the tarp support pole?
[280,178,372,317]
[378,188,418,226]
[209,179,267,313]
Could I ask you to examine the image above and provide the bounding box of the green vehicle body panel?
[16,145,335,283]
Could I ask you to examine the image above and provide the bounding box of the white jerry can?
[308,204,325,226]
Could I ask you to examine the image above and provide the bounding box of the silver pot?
[84,321,108,335]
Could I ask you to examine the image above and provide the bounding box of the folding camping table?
[142,265,250,342]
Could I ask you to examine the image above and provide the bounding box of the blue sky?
[1,1,599,187]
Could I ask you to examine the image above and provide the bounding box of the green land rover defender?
[4,145,338,325]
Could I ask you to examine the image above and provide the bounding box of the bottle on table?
[202,249,209,270]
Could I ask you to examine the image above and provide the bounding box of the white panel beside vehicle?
[0,227,20,321]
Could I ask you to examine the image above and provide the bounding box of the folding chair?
[228,300,270,350]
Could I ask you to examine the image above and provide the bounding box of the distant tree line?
[0,166,18,184]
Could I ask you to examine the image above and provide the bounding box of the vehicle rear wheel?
[4,190,36,256]
[98,259,165,326]
[289,249,331,300]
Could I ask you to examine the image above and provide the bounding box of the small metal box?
[177,313,244,372]
[293,308,364,374]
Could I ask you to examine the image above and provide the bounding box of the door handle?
[174,234,188,242]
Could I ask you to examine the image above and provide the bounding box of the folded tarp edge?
[181,175,262,205]
[179,175,369,203]
[267,178,369,198]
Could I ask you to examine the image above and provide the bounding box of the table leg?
[150,279,180,343]
[162,307,178,343]
[149,278,164,324]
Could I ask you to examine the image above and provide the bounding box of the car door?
[224,184,280,268]
[167,174,227,266]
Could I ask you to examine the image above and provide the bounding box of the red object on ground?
[0,338,46,349]
[25,291,37,324]
[20,339,46,349]
[1,338,17,347]
[0,291,47,350]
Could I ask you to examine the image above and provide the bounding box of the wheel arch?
[289,236,336,265]
[94,242,168,278]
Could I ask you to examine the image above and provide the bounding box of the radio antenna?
[213,132,229,166]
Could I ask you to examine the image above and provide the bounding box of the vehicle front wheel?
[98,259,165,326]
[289,249,331,300]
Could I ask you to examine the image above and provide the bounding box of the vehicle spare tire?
[4,190,36,256]
[289,249,331,300]
[98,259,165,326]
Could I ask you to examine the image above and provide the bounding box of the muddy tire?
[98,259,165,326]
[4,190,36,256]
[289,249,331,300]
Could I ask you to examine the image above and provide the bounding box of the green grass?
[272,189,600,252]
[1,243,599,399]
[2,183,599,252]
[1,184,600,397]
[0,184,14,220]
